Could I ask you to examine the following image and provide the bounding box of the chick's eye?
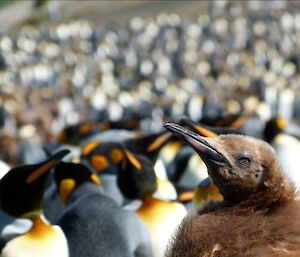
[238,157,252,168]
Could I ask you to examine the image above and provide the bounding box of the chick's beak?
[164,122,227,164]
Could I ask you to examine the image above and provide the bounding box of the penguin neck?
[222,181,296,211]
[141,195,165,207]
[27,216,55,239]
[67,182,103,205]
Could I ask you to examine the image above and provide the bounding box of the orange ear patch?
[111,149,124,164]
[91,155,109,171]
[276,117,287,130]
[82,141,100,156]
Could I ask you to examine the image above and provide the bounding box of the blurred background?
[0,0,300,165]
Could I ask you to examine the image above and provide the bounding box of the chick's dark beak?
[164,122,227,164]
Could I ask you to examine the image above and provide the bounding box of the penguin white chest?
[1,220,69,257]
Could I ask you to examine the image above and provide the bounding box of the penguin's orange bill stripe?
[125,150,142,170]
[26,159,58,184]
[194,126,218,138]
[179,191,195,202]
[90,173,101,185]
[230,117,248,129]
[147,132,172,152]
[82,141,101,156]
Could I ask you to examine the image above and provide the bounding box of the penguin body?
[116,150,186,257]
[0,150,70,257]
[165,122,300,257]
[1,217,68,257]
[137,197,186,257]
[54,162,153,257]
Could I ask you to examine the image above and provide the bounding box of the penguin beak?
[164,122,227,164]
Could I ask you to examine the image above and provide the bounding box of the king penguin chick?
[0,149,70,257]
[54,162,153,257]
[165,122,300,257]
[116,149,187,257]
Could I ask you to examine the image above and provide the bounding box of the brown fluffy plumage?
[164,123,300,257]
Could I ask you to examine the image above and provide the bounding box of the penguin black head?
[58,120,98,144]
[0,149,70,218]
[81,141,123,174]
[115,149,157,200]
[53,162,101,204]
[165,122,295,208]
[264,116,287,142]
[124,131,175,164]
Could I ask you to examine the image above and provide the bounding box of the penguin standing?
[115,149,187,257]
[54,162,153,257]
[165,122,300,257]
[0,149,70,257]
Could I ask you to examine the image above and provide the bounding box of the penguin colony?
[1,1,300,257]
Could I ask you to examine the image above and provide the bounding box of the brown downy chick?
[165,122,300,257]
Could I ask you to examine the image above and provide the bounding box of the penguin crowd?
[1,1,300,257]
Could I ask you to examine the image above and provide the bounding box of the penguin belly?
[137,198,187,257]
[1,218,68,257]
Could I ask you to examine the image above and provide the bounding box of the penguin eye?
[237,157,252,168]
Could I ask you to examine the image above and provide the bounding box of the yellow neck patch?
[26,160,58,184]
[59,178,76,204]
[195,126,218,138]
[82,141,101,156]
[276,117,287,130]
[91,155,109,171]
[125,150,142,170]
[111,149,124,164]
[147,132,172,152]
[27,217,56,240]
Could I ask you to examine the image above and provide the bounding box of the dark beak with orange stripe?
[0,149,70,218]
